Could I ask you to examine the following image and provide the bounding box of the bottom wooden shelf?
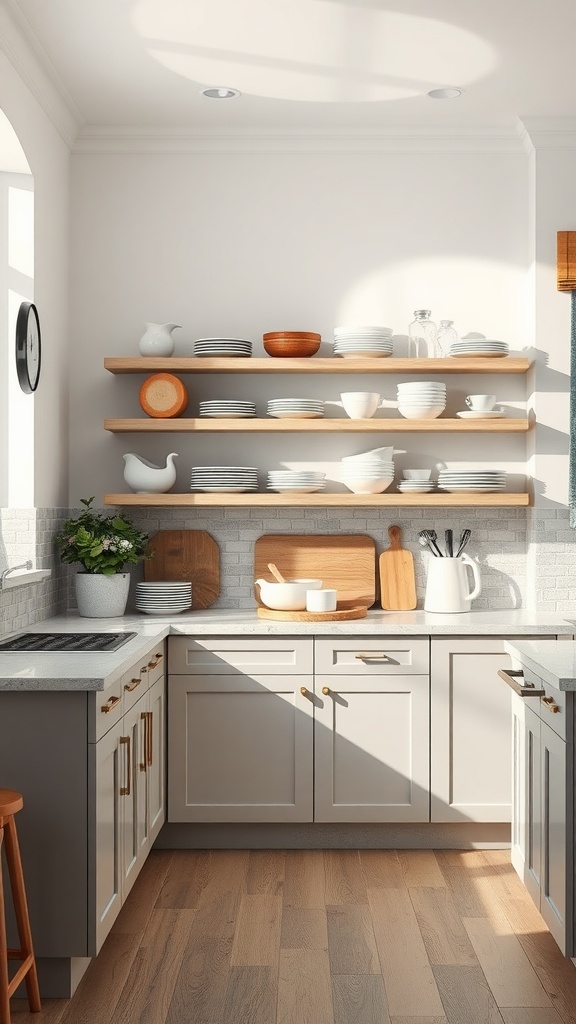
[104,492,530,508]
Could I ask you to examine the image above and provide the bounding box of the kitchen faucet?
[0,560,33,590]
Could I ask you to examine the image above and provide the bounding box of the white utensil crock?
[423,554,481,614]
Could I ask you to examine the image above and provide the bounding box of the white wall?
[69,147,529,502]
[0,47,70,507]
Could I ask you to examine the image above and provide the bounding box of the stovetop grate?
[0,632,137,653]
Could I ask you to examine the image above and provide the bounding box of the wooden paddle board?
[379,525,417,610]
[254,534,376,608]
[144,529,220,609]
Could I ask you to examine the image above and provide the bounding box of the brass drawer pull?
[300,686,308,697]
[120,735,131,795]
[139,712,148,772]
[147,711,153,766]
[542,695,560,713]
[124,676,142,693]
[101,694,121,714]
[148,652,164,668]
[355,652,390,662]
[498,668,545,698]
[322,686,331,696]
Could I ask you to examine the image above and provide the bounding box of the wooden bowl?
[263,331,321,341]
[263,338,321,358]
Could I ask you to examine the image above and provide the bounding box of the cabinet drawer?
[89,683,124,742]
[168,636,313,675]
[314,637,429,675]
[522,666,570,743]
[145,646,165,686]
[121,659,149,714]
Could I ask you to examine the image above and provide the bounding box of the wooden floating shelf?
[104,493,531,508]
[104,357,531,375]
[104,417,530,434]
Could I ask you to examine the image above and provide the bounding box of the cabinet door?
[147,674,166,843]
[168,674,313,823]
[314,674,430,823]
[120,693,149,902]
[540,718,569,954]
[91,719,123,955]
[431,640,515,822]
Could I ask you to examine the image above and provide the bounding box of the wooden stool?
[0,790,41,1023]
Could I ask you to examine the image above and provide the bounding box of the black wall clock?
[15,301,41,394]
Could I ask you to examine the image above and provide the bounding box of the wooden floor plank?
[500,1009,566,1024]
[390,1018,447,1024]
[230,894,282,967]
[118,850,174,931]
[463,916,552,1008]
[497,898,576,1024]
[326,904,380,975]
[277,949,333,1024]
[398,850,447,888]
[368,887,445,1017]
[221,966,277,1024]
[359,850,404,889]
[332,974,391,1024]
[280,907,328,950]
[113,909,195,1024]
[166,936,233,1024]
[197,849,249,899]
[154,849,211,909]
[433,964,505,1024]
[324,850,366,905]
[435,851,494,918]
[245,850,286,895]
[409,886,478,966]
[283,849,325,909]
[11,1000,68,1023]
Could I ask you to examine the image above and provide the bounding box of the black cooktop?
[0,632,137,653]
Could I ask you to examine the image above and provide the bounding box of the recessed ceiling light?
[201,87,241,100]
[427,87,463,100]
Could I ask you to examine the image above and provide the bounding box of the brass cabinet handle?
[300,686,308,697]
[542,695,560,713]
[120,735,131,795]
[148,652,164,668]
[322,686,331,696]
[101,694,121,714]
[139,712,148,772]
[355,652,390,662]
[498,668,545,698]
[147,711,153,766]
[125,676,142,693]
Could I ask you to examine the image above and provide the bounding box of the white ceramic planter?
[75,572,130,618]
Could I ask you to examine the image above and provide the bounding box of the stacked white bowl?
[333,325,393,358]
[267,398,324,419]
[340,453,395,494]
[396,381,446,419]
[398,469,434,494]
[267,470,326,493]
[135,581,192,615]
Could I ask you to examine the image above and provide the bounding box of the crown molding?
[518,117,576,151]
[73,123,525,156]
[0,0,81,148]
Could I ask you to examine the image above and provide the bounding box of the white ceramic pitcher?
[423,553,481,613]
[138,322,181,357]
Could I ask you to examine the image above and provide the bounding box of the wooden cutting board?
[144,530,220,609]
[379,525,417,610]
[254,534,376,608]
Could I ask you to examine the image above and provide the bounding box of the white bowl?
[255,577,323,611]
[342,477,393,494]
[403,469,432,480]
[398,405,445,419]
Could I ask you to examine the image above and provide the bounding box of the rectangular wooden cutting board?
[144,529,220,609]
[254,534,376,608]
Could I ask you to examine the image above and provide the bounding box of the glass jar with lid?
[408,310,439,358]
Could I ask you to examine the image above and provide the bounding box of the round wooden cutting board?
[139,373,188,417]
[256,605,367,622]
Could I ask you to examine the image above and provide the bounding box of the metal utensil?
[445,529,453,558]
[418,533,437,556]
[455,529,471,557]
[419,530,443,557]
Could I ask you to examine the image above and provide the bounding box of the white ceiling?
[8,0,576,132]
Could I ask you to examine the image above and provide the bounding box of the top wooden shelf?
[104,356,531,375]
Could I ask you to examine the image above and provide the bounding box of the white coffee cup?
[466,394,496,411]
[338,392,385,419]
[306,588,337,612]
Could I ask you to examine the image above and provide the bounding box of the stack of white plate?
[199,400,256,418]
[397,381,447,419]
[267,399,324,419]
[333,325,393,358]
[437,469,507,493]
[190,466,259,493]
[449,339,509,358]
[135,581,192,615]
[397,479,435,494]
[194,338,252,357]
[340,459,395,494]
[267,471,326,493]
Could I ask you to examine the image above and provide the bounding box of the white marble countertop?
[0,609,573,691]
[505,639,576,691]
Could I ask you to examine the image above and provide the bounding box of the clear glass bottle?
[436,319,458,355]
[408,310,439,358]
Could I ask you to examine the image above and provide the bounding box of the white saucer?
[456,410,505,419]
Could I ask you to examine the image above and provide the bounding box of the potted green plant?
[56,497,149,617]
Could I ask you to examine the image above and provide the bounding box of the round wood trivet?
[139,373,188,418]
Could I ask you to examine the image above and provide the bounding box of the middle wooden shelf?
[104,417,530,434]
